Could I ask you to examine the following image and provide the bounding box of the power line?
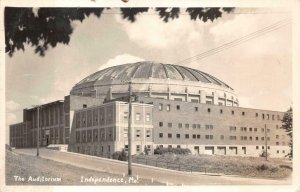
[175,18,291,65]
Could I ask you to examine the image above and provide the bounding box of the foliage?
[144,145,149,155]
[112,149,128,161]
[5,7,234,57]
[154,146,191,155]
[259,150,270,158]
[281,107,293,159]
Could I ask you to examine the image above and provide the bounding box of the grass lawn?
[132,154,292,179]
[5,149,163,185]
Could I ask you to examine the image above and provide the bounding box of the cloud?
[115,9,210,50]
[6,100,20,111]
[98,54,145,70]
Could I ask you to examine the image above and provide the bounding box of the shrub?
[154,146,191,155]
[256,164,270,171]
[112,149,128,161]
[259,150,270,158]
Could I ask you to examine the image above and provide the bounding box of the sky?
[5,7,292,143]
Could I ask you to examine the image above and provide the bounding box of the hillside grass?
[5,149,163,185]
[132,154,292,179]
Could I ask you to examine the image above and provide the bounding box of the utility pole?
[265,124,268,161]
[37,106,40,157]
[127,81,132,176]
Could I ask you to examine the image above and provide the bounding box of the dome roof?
[72,61,232,90]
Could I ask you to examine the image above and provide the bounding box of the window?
[276,142,279,145]
[191,99,198,103]
[146,130,151,138]
[159,133,163,138]
[193,124,196,129]
[210,125,213,130]
[159,122,163,127]
[256,113,258,117]
[195,107,198,112]
[261,128,264,132]
[256,137,259,141]
[205,135,210,139]
[242,112,245,116]
[243,127,247,132]
[256,146,259,149]
[166,104,170,111]
[267,129,270,132]
[276,135,279,139]
[267,114,269,120]
[136,113,141,121]
[272,115,275,120]
[277,150,279,154]
[229,136,236,140]
[176,134,180,138]
[168,123,172,128]
[267,146,270,149]
[282,150,285,153]
[254,128,257,132]
[146,113,150,122]
[124,112,128,120]
[243,136,247,140]
[240,136,244,140]
[185,134,189,139]
[197,124,201,129]
[262,114,265,119]
[193,134,196,139]
[136,145,140,152]
[207,108,211,113]
[177,145,181,148]
[178,123,182,128]
[220,135,224,140]
[249,136,252,140]
[159,103,163,111]
[210,135,213,139]
[197,134,201,139]
[168,133,172,138]
[262,146,265,150]
[231,110,234,115]
[168,145,172,148]
[83,104,87,108]
[261,137,265,141]
[229,126,236,131]
[176,105,180,110]
[220,109,223,114]
[185,124,189,129]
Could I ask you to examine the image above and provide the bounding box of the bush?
[112,149,128,161]
[259,150,270,158]
[256,164,270,171]
[154,146,191,155]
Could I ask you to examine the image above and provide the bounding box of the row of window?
[123,112,151,122]
[158,133,286,144]
[123,129,152,138]
[157,103,281,120]
[159,133,213,139]
[159,122,213,130]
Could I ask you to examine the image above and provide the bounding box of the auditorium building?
[9,62,289,158]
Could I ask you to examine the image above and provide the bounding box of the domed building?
[70,62,239,107]
[9,62,289,159]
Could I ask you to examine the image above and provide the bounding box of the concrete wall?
[139,97,289,158]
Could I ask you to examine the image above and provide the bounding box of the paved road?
[14,148,291,185]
